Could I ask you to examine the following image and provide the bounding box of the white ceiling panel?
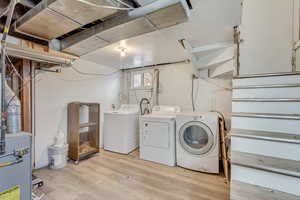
[82,0,242,69]
[82,31,188,69]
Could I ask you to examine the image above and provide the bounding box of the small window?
[133,73,142,88]
[143,72,153,88]
[131,71,153,89]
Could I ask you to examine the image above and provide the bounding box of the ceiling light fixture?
[120,50,126,57]
[118,47,127,57]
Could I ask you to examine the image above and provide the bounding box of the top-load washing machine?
[104,104,139,154]
[139,105,181,166]
[176,112,219,173]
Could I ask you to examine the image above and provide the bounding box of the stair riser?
[233,75,300,86]
[231,165,300,196]
[232,117,300,135]
[233,87,300,98]
[232,102,300,114]
[231,137,300,161]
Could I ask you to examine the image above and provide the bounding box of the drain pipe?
[0,0,17,155]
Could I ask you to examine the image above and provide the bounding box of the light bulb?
[120,50,126,57]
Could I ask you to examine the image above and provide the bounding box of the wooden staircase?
[230,74,300,199]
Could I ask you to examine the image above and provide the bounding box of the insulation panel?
[63,36,109,56]
[96,17,156,43]
[15,8,81,40]
[48,0,118,25]
[146,3,188,29]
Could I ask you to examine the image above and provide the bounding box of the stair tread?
[231,180,300,200]
[232,98,300,102]
[232,112,300,120]
[233,83,300,89]
[231,151,300,178]
[231,129,300,144]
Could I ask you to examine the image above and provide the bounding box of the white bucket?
[48,144,68,169]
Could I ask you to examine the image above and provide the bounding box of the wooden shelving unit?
[68,102,100,163]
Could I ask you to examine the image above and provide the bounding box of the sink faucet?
[139,98,151,115]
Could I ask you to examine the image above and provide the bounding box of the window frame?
[130,70,153,90]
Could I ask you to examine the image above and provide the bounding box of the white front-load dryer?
[176,112,219,173]
[139,106,181,166]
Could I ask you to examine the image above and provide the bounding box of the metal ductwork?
[13,0,122,40]
[13,0,190,56]
[0,76,21,134]
[5,82,21,134]
[62,0,190,56]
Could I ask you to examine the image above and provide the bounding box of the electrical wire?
[74,0,134,10]
[194,77,199,106]
[53,75,121,82]
[191,77,195,112]
[71,65,120,77]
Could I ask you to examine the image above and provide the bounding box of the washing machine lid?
[140,114,176,120]
[105,104,139,115]
[179,121,215,155]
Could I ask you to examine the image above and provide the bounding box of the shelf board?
[79,130,93,135]
[79,146,99,158]
[79,122,97,128]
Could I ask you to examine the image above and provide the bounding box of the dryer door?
[179,121,214,155]
[143,121,170,149]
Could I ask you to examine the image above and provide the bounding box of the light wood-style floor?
[35,150,229,200]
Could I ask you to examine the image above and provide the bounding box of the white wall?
[34,59,121,169]
[239,0,295,75]
[124,62,232,120]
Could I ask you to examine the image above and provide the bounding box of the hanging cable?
[191,76,195,112]
[74,0,134,10]
[71,65,120,76]
[194,77,199,105]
